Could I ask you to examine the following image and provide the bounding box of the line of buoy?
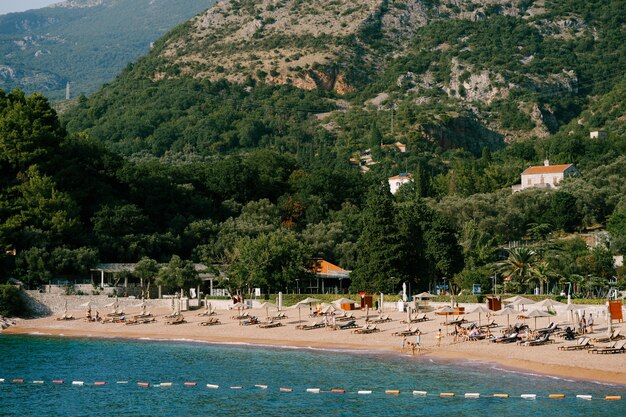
[1,376,622,401]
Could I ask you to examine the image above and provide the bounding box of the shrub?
[0,285,26,317]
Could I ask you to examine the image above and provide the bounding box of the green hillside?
[0,0,215,99]
[2,0,626,296]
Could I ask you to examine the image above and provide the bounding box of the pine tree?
[350,182,404,293]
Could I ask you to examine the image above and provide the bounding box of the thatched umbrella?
[509,296,536,312]
[469,305,493,327]
[526,308,549,330]
[437,306,456,334]
[495,305,517,329]
[258,302,276,321]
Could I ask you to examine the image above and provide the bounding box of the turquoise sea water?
[0,334,623,416]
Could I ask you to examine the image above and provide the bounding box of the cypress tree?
[350,182,404,293]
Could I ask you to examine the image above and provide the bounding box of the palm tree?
[530,261,554,295]
[498,247,537,293]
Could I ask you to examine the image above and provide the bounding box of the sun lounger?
[589,340,626,354]
[231,312,249,320]
[258,321,283,329]
[492,333,518,343]
[297,321,324,330]
[558,337,593,351]
[370,314,392,324]
[240,316,259,326]
[165,315,186,325]
[337,320,358,330]
[199,317,221,326]
[447,316,467,326]
[588,341,617,354]
[56,315,75,321]
[520,333,553,346]
[392,326,419,336]
[352,324,380,334]
[270,312,287,320]
[336,312,355,322]
[478,320,498,329]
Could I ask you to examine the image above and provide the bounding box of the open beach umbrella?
[495,305,516,329]
[534,298,564,314]
[332,298,356,305]
[470,305,493,327]
[437,306,455,335]
[320,303,336,315]
[258,302,276,320]
[415,292,435,299]
[525,309,548,330]
[509,297,535,311]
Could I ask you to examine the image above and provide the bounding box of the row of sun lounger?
[352,323,379,334]
[199,317,221,326]
[392,326,420,337]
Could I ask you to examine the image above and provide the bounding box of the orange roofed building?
[512,160,579,192]
[306,260,351,294]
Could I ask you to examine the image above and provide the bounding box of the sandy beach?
[4,303,626,386]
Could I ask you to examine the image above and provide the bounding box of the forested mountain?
[2,1,626,297]
[0,0,215,99]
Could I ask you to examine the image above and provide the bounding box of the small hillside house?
[512,161,579,192]
[388,172,413,194]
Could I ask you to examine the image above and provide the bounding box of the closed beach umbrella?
[496,306,516,329]
[470,305,493,327]
[563,303,580,323]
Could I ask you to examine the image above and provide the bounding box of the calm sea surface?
[0,334,623,416]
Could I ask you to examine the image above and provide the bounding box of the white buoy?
[33,381,44,384]
[521,394,537,400]
[465,393,480,399]
[576,394,592,400]
[358,390,372,395]
[116,381,129,384]
[306,388,320,393]
[72,381,84,386]
[206,384,219,389]
[413,390,428,396]
[254,384,268,389]
[159,382,173,387]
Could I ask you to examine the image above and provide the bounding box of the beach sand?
[4,304,626,386]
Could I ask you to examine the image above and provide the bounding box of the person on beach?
[580,315,587,334]
[436,329,442,347]
[588,314,594,333]
[416,331,421,352]
[401,335,407,352]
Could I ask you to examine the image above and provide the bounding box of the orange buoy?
[549,394,565,399]
[440,392,455,397]
[12,379,24,383]
[94,382,106,386]
[137,382,150,388]
[183,382,197,387]
[605,396,622,401]
[493,393,509,398]
[331,388,345,393]
[279,388,293,392]
[385,390,400,395]
[52,380,64,384]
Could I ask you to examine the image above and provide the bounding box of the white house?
[590,130,607,139]
[388,173,412,194]
[511,161,579,192]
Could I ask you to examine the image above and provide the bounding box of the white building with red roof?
[388,172,413,194]
[512,160,579,192]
